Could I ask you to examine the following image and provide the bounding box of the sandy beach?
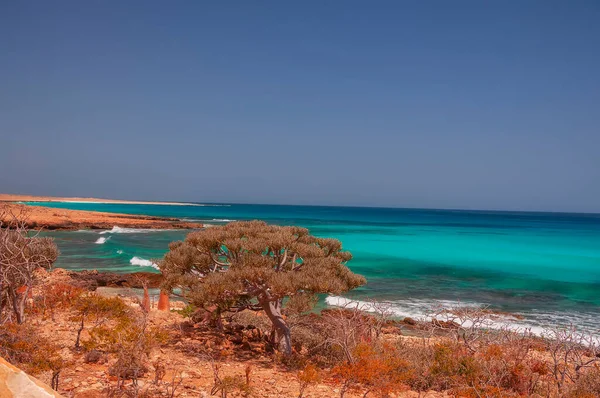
[0,193,197,206]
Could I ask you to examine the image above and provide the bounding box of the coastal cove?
[27,201,600,336]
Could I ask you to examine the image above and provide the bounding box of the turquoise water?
[28,201,600,334]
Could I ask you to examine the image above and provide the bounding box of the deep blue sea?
[26,201,600,335]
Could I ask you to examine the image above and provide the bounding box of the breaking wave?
[325,296,600,338]
[182,218,235,223]
[95,237,109,244]
[129,256,159,270]
[99,226,164,234]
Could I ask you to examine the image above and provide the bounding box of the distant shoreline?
[0,193,198,206]
[0,194,205,231]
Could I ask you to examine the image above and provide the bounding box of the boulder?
[0,356,64,397]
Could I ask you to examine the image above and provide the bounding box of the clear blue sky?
[1,1,599,212]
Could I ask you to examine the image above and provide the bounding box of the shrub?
[32,282,84,320]
[103,311,169,398]
[297,363,321,398]
[70,294,130,348]
[566,366,600,398]
[331,342,411,397]
[209,360,252,398]
[0,323,66,390]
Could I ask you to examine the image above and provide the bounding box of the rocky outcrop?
[49,269,163,290]
[0,357,64,398]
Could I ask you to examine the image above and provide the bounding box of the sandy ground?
[0,193,196,206]
[0,201,204,231]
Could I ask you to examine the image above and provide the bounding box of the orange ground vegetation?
[1,270,599,398]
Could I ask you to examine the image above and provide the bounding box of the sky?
[1,2,599,212]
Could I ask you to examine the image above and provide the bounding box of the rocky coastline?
[0,202,204,231]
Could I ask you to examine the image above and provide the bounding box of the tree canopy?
[159,221,365,355]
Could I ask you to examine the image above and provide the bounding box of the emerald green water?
[28,201,600,335]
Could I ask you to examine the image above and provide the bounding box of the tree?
[159,221,365,355]
[0,205,59,324]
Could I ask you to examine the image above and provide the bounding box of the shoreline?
[0,193,199,206]
[0,202,205,231]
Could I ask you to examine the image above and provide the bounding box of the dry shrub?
[0,322,66,389]
[286,305,390,366]
[31,282,84,321]
[422,338,552,397]
[331,341,411,398]
[71,294,130,348]
[0,205,59,324]
[566,366,600,398]
[105,311,169,396]
[209,359,253,398]
[100,315,167,373]
[544,326,600,394]
[297,363,321,398]
[394,339,436,393]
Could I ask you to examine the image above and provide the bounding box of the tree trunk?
[0,278,4,321]
[141,286,150,313]
[75,317,85,348]
[9,286,27,324]
[157,290,170,311]
[259,297,292,356]
[15,297,25,324]
[51,371,60,391]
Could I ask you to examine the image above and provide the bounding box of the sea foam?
[183,218,235,223]
[95,237,109,244]
[129,256,159,270]
[99,226,163,234]
[324,296,581,338]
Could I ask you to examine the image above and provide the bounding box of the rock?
[0,356,64,397]
[75,366,84,372]
[431,318,460,329]
[85,350,102,363]
[64,269,163,290]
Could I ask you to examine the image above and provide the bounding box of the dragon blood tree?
[159,220,365,355]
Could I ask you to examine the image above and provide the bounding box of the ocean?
[27,201,600,336]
